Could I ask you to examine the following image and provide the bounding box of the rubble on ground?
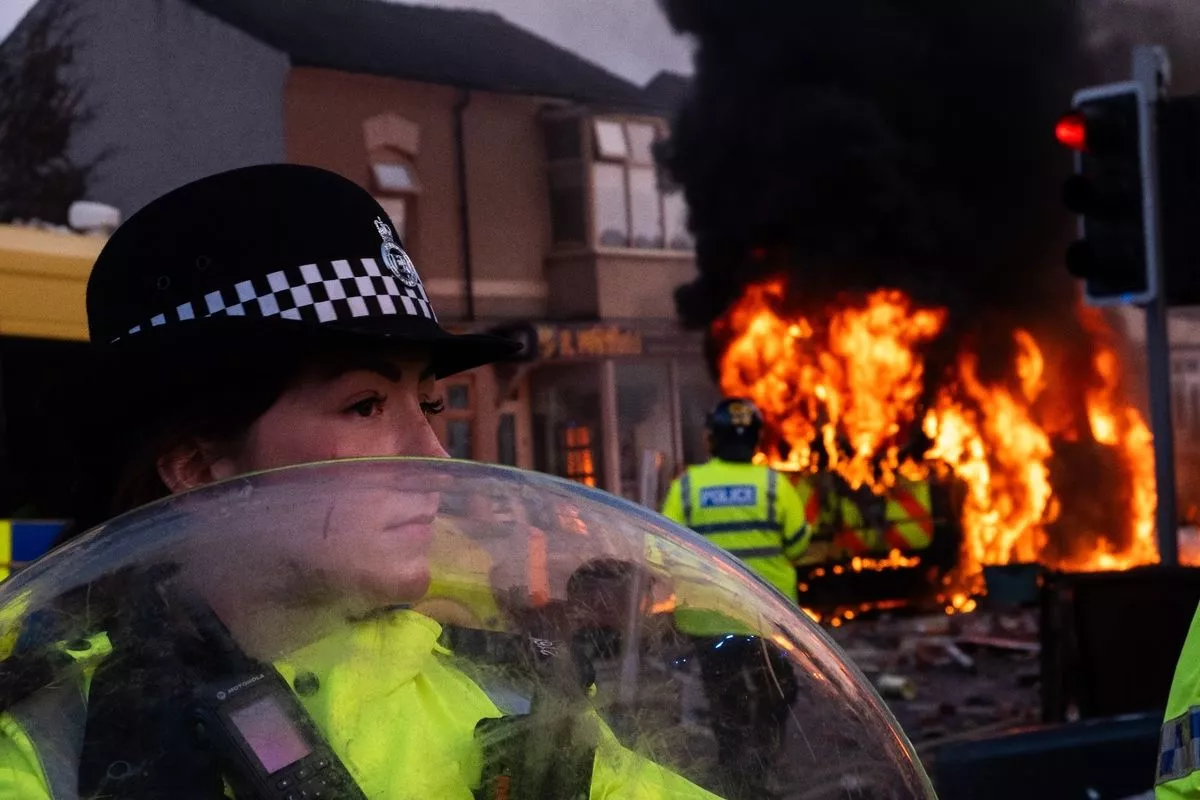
[826,609,1043,755]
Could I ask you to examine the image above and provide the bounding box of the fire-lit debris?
[827,611,1042,748]
[716,280,1167,593]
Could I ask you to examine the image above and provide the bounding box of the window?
[498,413,517,466]
[594,120,629,160]
[592,163,629,247]
[371,157,420,245]
[626,123,657,165]
[446,420,473,460]
[542,115,694,253]
[448,384,471,410]
[364,114,422,252]
[629,167,663,249]
[373,162,419,193]
[435,378,475,460]
[563,424,597,487]
[664,192,694,251]
[589,118,685,252]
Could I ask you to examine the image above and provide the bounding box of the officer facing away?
[661,398,811,602]
[660,398,811,800]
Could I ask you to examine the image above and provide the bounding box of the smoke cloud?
[659,0,1200,557]
[661,0,1200,336]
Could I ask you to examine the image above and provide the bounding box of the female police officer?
[0,164,721,798]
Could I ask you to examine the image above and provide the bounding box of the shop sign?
[535,324,643,360]
[486,322,703,362]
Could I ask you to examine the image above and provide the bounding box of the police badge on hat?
[375,217,420,288]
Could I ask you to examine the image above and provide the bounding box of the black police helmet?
[706,398,763,461]
[87,163,521,379]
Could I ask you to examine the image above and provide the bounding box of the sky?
[0,0,694,84]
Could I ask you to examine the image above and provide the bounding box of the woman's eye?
[421,398,445,418]
[347,397,385,418]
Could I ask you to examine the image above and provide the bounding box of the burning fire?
[716,278,1162,591]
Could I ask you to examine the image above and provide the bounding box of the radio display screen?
[228,695,313,774]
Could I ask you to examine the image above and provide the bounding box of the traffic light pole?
[1135,46,1180,565]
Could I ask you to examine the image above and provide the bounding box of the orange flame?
[716,278,1162,591]
[718,280,945,490]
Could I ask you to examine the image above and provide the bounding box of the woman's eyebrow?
[321,357,404,383]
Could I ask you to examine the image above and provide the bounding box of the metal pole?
[1147,305,1179,564]
[1134,46,1180,564]
[601,359,622,495]
[667,358,685,472]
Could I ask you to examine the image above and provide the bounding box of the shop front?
[492,321,720,509]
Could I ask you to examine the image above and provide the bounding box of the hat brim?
[325,317,523,379]
[96,315,523,380]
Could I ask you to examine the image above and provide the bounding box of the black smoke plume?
[658,0,1200,554]
[660,0,1200,335]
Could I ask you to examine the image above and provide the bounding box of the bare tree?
[0,0,107,224]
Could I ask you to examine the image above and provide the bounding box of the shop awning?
[0,224,103,341]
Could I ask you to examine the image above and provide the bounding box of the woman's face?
[216,353,449,474]
[176,352,452,632]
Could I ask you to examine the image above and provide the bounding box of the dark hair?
[62,336,414,539]
[64,357,301,537]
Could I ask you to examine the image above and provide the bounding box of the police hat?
[87,163,520,378]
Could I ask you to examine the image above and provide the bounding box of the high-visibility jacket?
[0,611,719,799]
[835,480,934,556]
[416,521,507,630]
[791,477,834,567]
[1158,603,1200,797]
[661,459,810,606]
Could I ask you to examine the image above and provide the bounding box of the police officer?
[1159,611,1200,797]
[0,165,720,799]
[661,398,811,600]
[661,398,810,800]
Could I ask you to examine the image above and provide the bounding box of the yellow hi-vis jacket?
[0,611,719,799]
[1158,603,1200,797]
[661,459,811,607]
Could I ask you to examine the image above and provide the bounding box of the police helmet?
[706,398,763,461]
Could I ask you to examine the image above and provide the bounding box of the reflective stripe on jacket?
[835,480,934,556]
[661,459,810,607]
[792,478,833,567]
[1159,603,1200,798]
[0,611,718,799]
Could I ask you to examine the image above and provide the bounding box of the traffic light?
[1057,82,1157,306]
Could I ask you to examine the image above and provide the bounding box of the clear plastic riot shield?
[0,459,936,799]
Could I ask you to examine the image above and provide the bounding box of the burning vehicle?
[653,0,1200,620]
[713,278,1161,618]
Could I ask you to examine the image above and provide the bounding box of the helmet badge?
[374,217,419,288]
[727,400,757,429]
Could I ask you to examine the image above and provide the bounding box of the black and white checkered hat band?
[111,257,437,343]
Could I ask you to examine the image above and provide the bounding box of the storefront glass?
[528,354,719,508]
[677,359,722,471]
[615,360,675,505]
[531,365,605,488]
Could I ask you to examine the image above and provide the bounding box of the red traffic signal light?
[1056,112,1088,152]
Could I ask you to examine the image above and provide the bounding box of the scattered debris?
[877,674,919,700]
[956,634,1041,654]
[827,609,1042,749]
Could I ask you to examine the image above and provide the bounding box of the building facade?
[0,0,716,515]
